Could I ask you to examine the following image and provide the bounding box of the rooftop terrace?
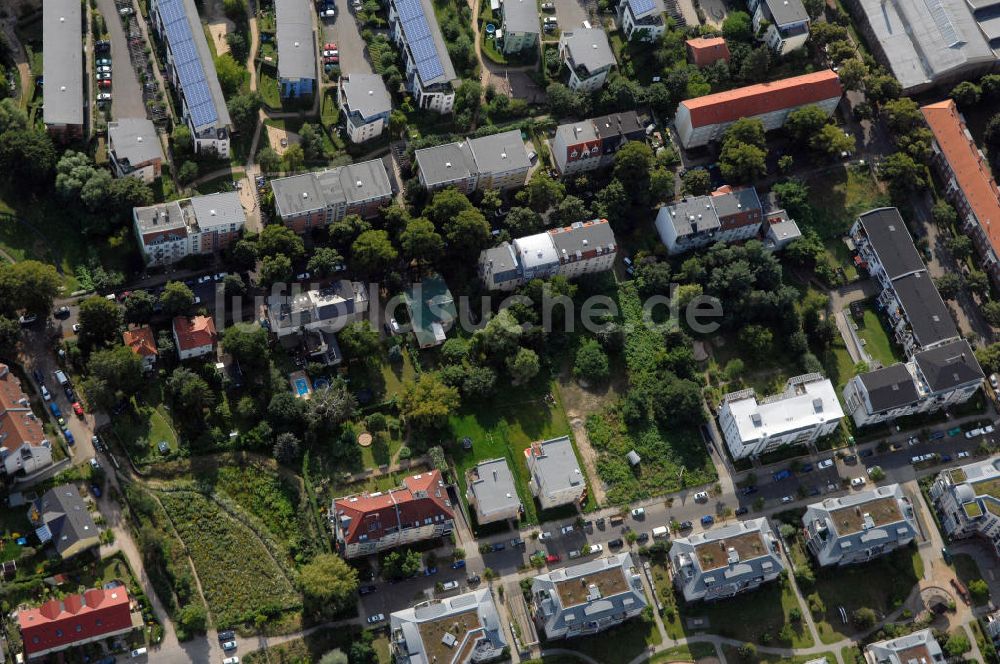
[417,606,482,664]
[555,565,629,608]
[829,495,903,535]
[694,530,768,572]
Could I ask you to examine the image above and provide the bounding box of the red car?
[545,554,560,563]
[324,55,339,64]
[323,42,338,51]
[98,80,111,89]
[72,402,84,417]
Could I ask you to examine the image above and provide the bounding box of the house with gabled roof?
[747,0,810,54]
[802,483,917,567]
[172,315,218,361]
[390,588,508,664]
[28,485,100,560]
[0,364,52,477]
[531,553,647,639]
[331,469,455,558]
[669,517,785,601]
[17,587,143,660]
[929,457,1000,559]
[123,326,158,372]
[551,111,646,176]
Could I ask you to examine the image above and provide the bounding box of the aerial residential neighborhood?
[2,0,1000,660]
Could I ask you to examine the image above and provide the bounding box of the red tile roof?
[686,37,730,67]
[19,587,134,657]
[334,470,454,546]
[922,99,1000,260]
[123,326,158,359]
[172,316,217,352]
[681,70,843,129]
[0,365,46,454]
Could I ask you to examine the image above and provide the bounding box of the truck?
[54,370,70,387]
[652,526,669,539]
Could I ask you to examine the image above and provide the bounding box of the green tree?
[283,143,305,173]
[258,223,306,261]
[851,607,877,629]
[720,141,767,182]
[177,161,199,184]
[739,45,770,82]
[882,98,923,134]
[523,169,565,212]
[338,321,380,360]
[351,230,398,276]
[222,323,270,372]
[473,309,521,358]
[968,578,990,604]
[613,141,654,201]
[223,273,247,296]
[682,169,712,196]
[257,147,281,173]
[444,208,490,255]
[299,123,326,161]
[946,234,973,260]
[739,324,773,353]
[77,296,124,348]
[0,98,28,133]
[165,367,216,413]
[424,187,474,227]
[864,73,902,104]
[944,632,970,657]
[381,549,423,580]
[305,382,357,429]
[574,339,609,383]
[172,125,193,155]
[176,603,208,636]
[160,281,195,316]
[259,254,293,286]
[400,373,460,430]
[400,217,444,264]
[214,53,244,96]
[319,650,349,664]
[504,207,543,235]
[307,247,345,277]
[785,104,830,143]
[880,152,925,192]
[82,345,145,411]
[950,81,981,107]
[594,180,628,225]
[506,347,540,385]
[553,196,591,226]
[298,553,359,613]
[0,261,62,317]
[932,200,958,227]
[227,91,262,134]
[838,59,867,90]
[0,129,56,184]
[649,167,675,204]
[0,316,20,354]
[722,11,753,40]
[810,123,855,155]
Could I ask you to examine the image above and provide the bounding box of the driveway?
[321,4,373,75]
[95,0,147,119]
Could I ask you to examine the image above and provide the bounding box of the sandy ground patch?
[266,125,301,156]
[208,20,234,56]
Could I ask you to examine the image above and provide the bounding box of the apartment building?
[479,219,617,290]
[415,130,532,193]
[747,0,810,54]
[674,70,842,149]
[265,281,369,339]
[864,629,945,664]
[275,0,317,98]
[270,160,394,233]
[686,36,730,67]
[18,588,142,661]
[718,373,844,460]
[108,119,165,183]
[466,458,523,525]
[802,484,917,567]
[617,0,666,40]
[922,100,1000,289]
[390,589,508,664]
[929,458,1000,559]
[558,29,617,92]
[388,0,458,112]
[531,553,647,639]
[669,518,785,601]
[526,436,585,510]
[339,74,392,143]
[133,192,246,266]
[331,470,454,558]
[150,0,232,156]
[500,0,540,53]
[43,0,84,141]
[551,111,646,175]
[654,186,763,254]
[0,364,52,477]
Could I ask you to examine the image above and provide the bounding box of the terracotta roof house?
[123,326,158,371]
[172,316,218,361]
[686,37,730,67]
[675,69,843,149]
[28,485,100,559]
[18,587,142,660]
[0,364,52,477]
[922,99,1000,289]
[331,470,455,558]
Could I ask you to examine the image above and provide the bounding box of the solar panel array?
[922,0,961,47]
[155,0,219,128]
[395,0,446,84]
[628,0,657,16]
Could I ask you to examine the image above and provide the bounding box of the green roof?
[404,273,457,347]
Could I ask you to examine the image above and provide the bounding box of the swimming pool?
[294,377,310,397]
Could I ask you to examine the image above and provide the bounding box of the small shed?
[626,450,641,466]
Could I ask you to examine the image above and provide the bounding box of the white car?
[321,7,335,16]
[222,641,237,651]
[440,580,459,591]
[130,648,147,658]
[850,477,866,488]
[193,296,202,305]
[693,491,709,502]
[223,658,240,664]
[985,424,995,435]
[72,323,81,333]
[198,275,211,284]
[296,272,311,281]
[323,49,338,57]
[568,549,581,559]
[367,613,384,624]
[780,495,793,504]
[97,92,112,101]
[560,525,574,535]
[40,385,50,401]
[538,531,552,541]
[816,459,834,469]
[215,273,226,281]
[631,507,645,518]
[906,436,920,446]
[89,457,101,470]
[97,65,111,73]
[965,428,984,439]
[866,465,881,476]
[957,451,970,459]
[588,543,603,554]
[991,373,999,390]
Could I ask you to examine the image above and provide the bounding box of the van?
[130,647,148,658]
[54,370,70,387]
[652,526,669,539]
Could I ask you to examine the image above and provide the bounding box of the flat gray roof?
[502,0,540,34]
[549,219,616,257]
[469,130,531,175]
[275,0,317,81]
[560,29,616,75]
[340,74,392,120]
[43,0,84,126]
[188,191,246,230]
[712,187,761,218]
[762,0,809,26]
[271,159,393,217]
[468,458,522,518]
[108,119,165,167]
[661,196,722,238]
[528,436,583,495]
[415,142,475,186]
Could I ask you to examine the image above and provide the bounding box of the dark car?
[358,585,378,595]
[90,484,102,498]
[860,448,874,458]
[734,506,749,516]
[941,454,953,463]
[423,566,438,575]
[491,542,505,552]
[451,560,466,569]
[772,469,792,482]
[678,520,693,530]
[467,574,481,584]
[808,485,821,496]
[636,533,649,544]
[608,538,624,548]
[844,454,858,464]
[800,463,813,473]
[32,369,44,383]
[510,538,525,548]
[218,630,236,642]
[741,486,758,495]
[701,515,714,526]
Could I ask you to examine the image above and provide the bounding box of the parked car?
[40,385,51,401]
[467,574,481,584]
[860,448,874,458]
[510,538,525,548]
[296,271,311,281]
[957,450,970,458]
[991,373,999,390]
[985,424,995,435]
[866,465,882,476]
[843,454,858,464]
[423,566,438,575]
[608,538,624,548]
[693,491,709,502]
[589,543,603,554]
[97,65,112,73]
[965,428,984,439]
[701,515,714,526]
[222,641,237,652]
[91,435,104,452]
[568,549,581,559]
[98,80,111,89]
[359,584,377,595]
[735,506,749,516]
[72,402,84,417]
[541,1,554,8]
[636,533,649,544]
[538,531,552,541]
[451,559,466,569]
[89,457,101,470]
[64,430,75,445]
[223,658,240,664]
[491,542,505,552]
[678,520,693,530]
[97,73,111,81]
[90,484,101,498]
[817,458,834,469]
[800,463,813,473]
[217,631,236,644]
[740,486,757,495]
[543,15,557,23]
[320,4,336,16]
[850,477,866,488]
[940,454,952,463]
[545,553,561,563]
[772,469,792,481]
[780,495,793,504]
[560,525,574,535]
[18,314,37,326]
[527,150,538,164]
[50,402,62,420]
[907,435,920,446]
[129,648,147,658]
[631,507,645,518]
[367,613,385,624]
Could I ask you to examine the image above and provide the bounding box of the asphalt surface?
[95,0,148,120]
[320,0,373,75]
[550,0,593,35]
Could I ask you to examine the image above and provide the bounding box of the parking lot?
[320,0,373,75]
[549,0,595,34]
[95,0,147,118]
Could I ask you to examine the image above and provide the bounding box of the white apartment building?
[654,186,764,255]
[864,629,945,664]
[265,281,369,339]
[719,374,843,460]
[388,0,458,113]
[669,518,785,601]
[390,589,508,664]
[747,0,810,54]
[929,458,1000,559]
[616,0,666,40]
[339,74,392,143]
[558,29,616,92]
[479,219,617,291]
[133,192,246,266]
[526,436,585,510]
[802,484,917,567]
[466,457,523,525]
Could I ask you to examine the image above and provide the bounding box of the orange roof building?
[675,69,843,149]
[123,326,158,370]
[0,364,52,477]
[686,37,730,68]
[18,587,141,660]
[171,316,217,361]
[922,99,1000,285]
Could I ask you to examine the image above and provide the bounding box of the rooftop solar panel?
[392,0,454,85]
[416,58,444,81]
[407,17,431,41]
[156,0,220,128]
[628,0,656,14]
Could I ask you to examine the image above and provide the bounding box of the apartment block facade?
[415,130,532,193]
[133,192,246,266]
[551,111,646,175]
[270,160,394,234]
[654,186,764,254]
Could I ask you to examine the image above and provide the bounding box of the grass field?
[242,627,388,664]
[565,616,662,663]
[953,553,990,607]
[853,303,904,368]
[650,643,718,662]
[721,647,838,664]
[112,397,180,466]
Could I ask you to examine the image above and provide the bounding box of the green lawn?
[953,553,990,607]
[721,647,838,664]
[564,616,662,663]
[853,303,904,368]
[321,88,340,128]
[650,643,718,662]
[110,390,180,466]
[242,627,386,664]
[259,65,281,109]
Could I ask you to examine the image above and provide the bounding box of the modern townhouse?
[270,159,394,233]
[466,458,523,525]
[172,315,218,361]
[339,74,392,143]
[415,130,532,193]
[274,0,317,98]
[0,364,52,477]
[686,36,730,67]
[133,192,246,266]
[331,469,454,558]
[107,119,165,183]
[718,373,844,460]
[761,207,803,251]
[864,629,945,664]
[149,0,232,156]
[402,273,457,348]
[479,219,617,290]
[551,111,646,175]
[654,186,763,254]
[747,0,810,54]
[531,553,648,639]
[616,0,666,41]
[558,29,616,92]
[28,485,100,560]
[669,518,785,601]
[122,327,158,372]
[526,436,585,510]
[929,457,1000,559]
[922,100,1000,290]
[390,589,508,664]
[265,281,369,341]
[18,588,143,661]
[43,0,84,141]
[674,69,842,149]
[499,0,540,53]
[802,484,918,567]
[388,0,459,113]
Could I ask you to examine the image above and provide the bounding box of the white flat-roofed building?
[558,29,616,92]
[654,186,763,255]
[802,483,917,567]
[265,281,369,339]
[669,517,784,602]
[388,0,459,113]
[531,553,647,639]
[108,119,165,183]
[929,458,1000,559]
[718,373,844,460]
[389,588,508,664]
[864,628,944,664]
[339,74,392,143]
[466,458,523,525]
[525,436,585,510]
[133,192,246,266]
[43,0,83,141]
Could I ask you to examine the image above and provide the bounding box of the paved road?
[321,2,372,75]
[96,0,148,119]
